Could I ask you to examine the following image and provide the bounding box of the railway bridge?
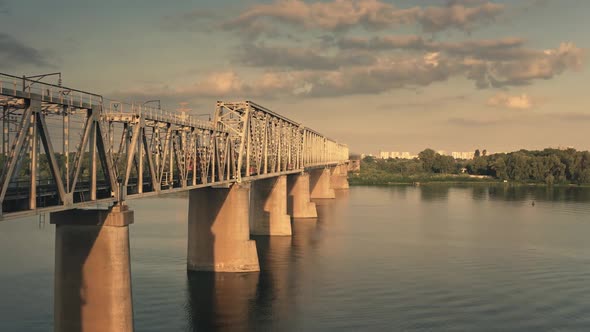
[0,73,349,331]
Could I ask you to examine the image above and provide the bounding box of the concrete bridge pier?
[187,183,260,272]
[250,176,292,236]
[51,205,134,332]
[287,173,318,218]
[309,168,336,199]
[330,164,350,190]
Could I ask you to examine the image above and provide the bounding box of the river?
[1,184,590,331]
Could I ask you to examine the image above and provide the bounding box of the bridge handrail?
[101,97,216,130]
[0,73,211,131]
[0,72,103,107]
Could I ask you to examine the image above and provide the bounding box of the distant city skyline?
[1,0,589,153]
[372,150,477,160]
[366,145,578,160]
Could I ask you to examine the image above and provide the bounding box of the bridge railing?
[101,99,215,130]
[0,73,102,108]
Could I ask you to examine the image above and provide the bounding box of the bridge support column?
[250,176,292,236]
[51,205,134,332]
[309,168,336,199]
[287,173,318,218]
[187,183,260,272]
[330,164,350,190]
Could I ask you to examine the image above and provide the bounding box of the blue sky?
[1,0,589,154]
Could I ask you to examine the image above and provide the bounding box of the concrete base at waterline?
[187,184,260,272]
[51,205,134,332]
[250,176,292,236]
[310,168,336,199]
[287,173,318,218]
[330,164,350,190]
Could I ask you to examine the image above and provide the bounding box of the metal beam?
[69,112,93,194]
[37,111,67,204]
[0,73,350,219]
[0,103,33,207]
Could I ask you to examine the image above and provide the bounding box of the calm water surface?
[2,184,590,331]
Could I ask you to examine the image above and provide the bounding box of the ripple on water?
[2,186,590,331]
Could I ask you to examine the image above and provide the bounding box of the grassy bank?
[348,172,590,187]
[349,171,498,185]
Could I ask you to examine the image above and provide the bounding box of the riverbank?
[348,173,590,187]
[348,172,498,185]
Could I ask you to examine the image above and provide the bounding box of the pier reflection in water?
[4,185,590,331]
[184,191,353,332]
[185,211,327,331]
[186,272,259,332]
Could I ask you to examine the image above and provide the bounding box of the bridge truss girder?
[0,73,349,220]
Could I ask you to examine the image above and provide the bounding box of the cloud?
[117,71,246,100]
[0,33,51,68]
[120,41,586,99]
[480,42,587,87]
[148,1,585,99]
[236,43,375,70]
[555,112,590,122]
[232,36,586,88]
[175,0,505,36]
[116,70,315,102]
[222,0,409,33]
[448,117,503,127]
[0,1,8,15]
[161,9,220,31]
[298,53,457,97]
[378,94,471,110]
[338,37,586,88]
[119,52,458,100]
[337,35,526,57]
[338,35,430,50]
[419,1,504,33]
[487,93,534,110]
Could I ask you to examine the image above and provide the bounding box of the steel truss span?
[0,73,348,220]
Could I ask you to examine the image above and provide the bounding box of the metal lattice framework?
[0,73,348,220]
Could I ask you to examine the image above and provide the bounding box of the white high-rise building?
[389,152,401,159]
[377,151,420,160]
[452,152,476,160]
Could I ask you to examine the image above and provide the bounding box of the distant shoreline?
[349,177,590,188]
[352,148,590,187]
[349,173,496,185]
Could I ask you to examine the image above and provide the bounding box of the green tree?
[418,149,437,172]
[491,157,508,180]
[507,152,529,181]
[545,174,555,185]
[433,154,455,174]
[577,168,590,184]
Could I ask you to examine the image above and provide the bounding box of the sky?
[1,0,589,154]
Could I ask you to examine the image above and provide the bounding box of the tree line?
[361,147,590,185]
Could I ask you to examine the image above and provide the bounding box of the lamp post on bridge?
[22,72,62,91]
[143,99,161,110]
